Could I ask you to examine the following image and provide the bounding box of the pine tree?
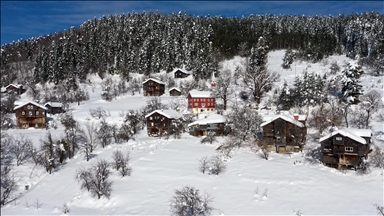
[341,61,364,104]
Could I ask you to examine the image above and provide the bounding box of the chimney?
[293,113,299,121]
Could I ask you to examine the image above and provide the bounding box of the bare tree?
[210,155,226,175]
[112,151,132,177]
[83,122,98,153]
[89,107,107,120]
[198,156,210,174]
[369,145,384,169]
[213,69,233,110]
[76,160,112,199]
[0,166,17,206]
[1,132,13,165]
[259,141,270,160]
[97,119,113,148]
[216,136,241,159]
[374,203,384,216]
[226,105,262,142]
[40,132,57,174]
[170,186,214,216]
[10,134,33,166]
[360,90,383,128]
[242,66,280,104]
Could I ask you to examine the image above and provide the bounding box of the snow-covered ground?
[1,50,383,215]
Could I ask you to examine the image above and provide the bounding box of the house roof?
[44,102,63,107]
[142,78,165,85]
[169,87,181,92]
[319,128,371,145]
[173,68,191,74]
[260,114,305,128]
[188,90,213,98]
[188,114,226,127]
[14,101,48,111]
[5,84,23,89]
[145,109,182,119]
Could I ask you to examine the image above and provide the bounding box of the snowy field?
[1,50,383,215]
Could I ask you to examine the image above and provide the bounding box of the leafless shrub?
[198,156,209,174]
[369,145,384,169]
[33,198,42,210]
[62,202,70,214]
[216,136,240,159]
[374,203,384,216]
[89,107,107,120]
[210,155,226,175]
[259,142,269,160]
[112,150,132,177]
[9,134,33,166]
[170,186,214,216]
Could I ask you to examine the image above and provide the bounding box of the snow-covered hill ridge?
[1,50,383,215]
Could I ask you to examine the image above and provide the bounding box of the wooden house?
[188,114,226,137]
[145,109,182,137]
[261,114,307,153]
[3,84,26,95]
[169,87,182,96]
[44,102,64,114]
[142,78,165,96]
[319,128,372,169]
[14,101,47,129]
[174,69,190,78]
[187,90,216,115]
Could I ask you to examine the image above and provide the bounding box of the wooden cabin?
[145,109,182,137]
[14,101,47,129]
[142,78,165,96]
[261,114,307,153]
[174,69,190,78]
[187,90,216,115]
[169,87,182,96]
[3,84,26,95]
[320,128,372,169]
[44,102,64,114]
[188,114,226,137]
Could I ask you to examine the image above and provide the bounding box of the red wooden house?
[187,90,216,115]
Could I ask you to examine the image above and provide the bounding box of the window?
[22,111,25,115]
[194,103,198,106]
[151,123,154,126]
[336,137,342,141]
[27,105,33,110]
[150,117,153,120]
[345,147,353,152]
[36,111,39,115]
[28,111,33,116]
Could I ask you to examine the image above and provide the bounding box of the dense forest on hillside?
[1,11,383,89]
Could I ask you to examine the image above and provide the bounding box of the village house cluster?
[5,68,373,170]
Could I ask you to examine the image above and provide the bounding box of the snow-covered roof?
[319,128,372,145]
[169,87,181,92]
[260,114,304,128]
[145,109,182,119]
[142,78,165,85]
[293,113,306,121]
[14,101,47,111]
[5,84,23,89]
[172,68,191,74]
[188,114,226,127]
[188,90,213,98]
[44,102,63,107]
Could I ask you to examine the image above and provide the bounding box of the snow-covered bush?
[282,48,295,69]
[170,186,214,216]
[0,166,17,206]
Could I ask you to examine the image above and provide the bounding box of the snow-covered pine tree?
[341,61,364,104]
